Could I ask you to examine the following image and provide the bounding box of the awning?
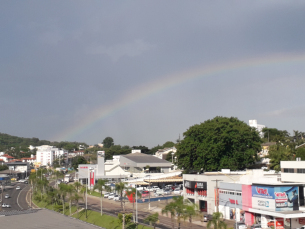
[248,208,305,219]
[144,178,183,183]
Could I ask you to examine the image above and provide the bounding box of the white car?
[164,189,172,195]
[155,189,164,196]
[18,179,25,183]
[146,187,154,192]
[113,195,120,201]
[16,186,21,190]
[104,192,110,198]
[152,186,160,191]
[108,193,115,200]
[5,194,9,199]
[2,203,11,208]
[173,188,182,195]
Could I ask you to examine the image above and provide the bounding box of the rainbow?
[53,53,305,142]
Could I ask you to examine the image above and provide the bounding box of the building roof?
[122,153,171,164]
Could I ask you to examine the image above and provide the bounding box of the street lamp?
[147,175,151,211]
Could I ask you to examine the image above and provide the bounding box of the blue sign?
[252,186,275,199]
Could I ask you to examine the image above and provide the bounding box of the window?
[297,169,305,173]
[284,168,294,173]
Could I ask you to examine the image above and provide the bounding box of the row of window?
[219,190,242,196]
[283,168,305,173]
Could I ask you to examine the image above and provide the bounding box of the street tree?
[176,116,262,172]
[126,188,141,223]
[102,137,114,148]
[93,179,108,216]
[115,182,127,210]
[144,212,159,229]
[207,212,227,229]
[71,156,87,170]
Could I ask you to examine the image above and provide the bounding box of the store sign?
[252,185,299,211]
[79,166,88,169]
[184,180,195,189]
[229,198,238,205]
[195,182,207,189]
[299,218,305,225]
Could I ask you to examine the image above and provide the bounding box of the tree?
[262,128,290,143]
[268,144,293,171]
[162,196,185,229]
[93,179,108,216]
[183,201,198,225]
[176,116,262,172]
[126,188,141,223]
[144,213,159,229]
[115,182,127,210]
[0,164,8,171]
[71,156,87,170]
[207,212,227,229]
[296,147,305,160]
[162,141,175,148]
[102,137,114,148]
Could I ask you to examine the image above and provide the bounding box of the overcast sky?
[1,1,305,148]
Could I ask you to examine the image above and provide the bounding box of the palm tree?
[71,193,83,218]
[162,202,176,229]
[183,201,198,226]
[162,196,185,229]
[144,212,159,229]
[207,212,227,229]
[73,181,82,193]
[93,179,108,216]
[66,184,75,216]
[115,182,127,210]
[58,183,68,214]
[125,188,141,222]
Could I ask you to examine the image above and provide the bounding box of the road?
[0,182,30,211]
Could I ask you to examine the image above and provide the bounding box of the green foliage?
[118,213,133,225]
[71,156,87,170]
[268,144,293,171]
[207,212,227,229]
[165,151,175,162]
[0,164,8,171]
[177,116,262,172]
[144,213,159,227]
[296,147,305,160]
[162,141,175,148]
[262,128,290,143]
[102,137,114,148]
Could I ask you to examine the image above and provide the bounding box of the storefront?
[219,182,243,221]
[245,183,305,228]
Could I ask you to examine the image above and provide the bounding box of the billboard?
[252,185,299,211]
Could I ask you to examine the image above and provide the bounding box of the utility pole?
[212,179,222,213]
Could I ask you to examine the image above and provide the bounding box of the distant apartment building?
[249,120,265,137]
[36,145,68,167]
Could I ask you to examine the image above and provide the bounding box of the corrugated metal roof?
[122,153,171,164]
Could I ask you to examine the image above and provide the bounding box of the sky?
[1,1,305,148]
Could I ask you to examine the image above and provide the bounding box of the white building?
[154,147,177,160]
[249,120,265,138]
[36,145,68,167]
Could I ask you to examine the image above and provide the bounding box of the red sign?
[275,218,284,229]
[80,166,88,169]
[229,198,238,205]
[299,218,305,225]
[256,187,269,196]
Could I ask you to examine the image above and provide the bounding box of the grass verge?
[72,209,152,229]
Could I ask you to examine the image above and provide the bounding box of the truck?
[64,174,73,183]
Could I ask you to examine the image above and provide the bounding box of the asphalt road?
[0,182,30,211]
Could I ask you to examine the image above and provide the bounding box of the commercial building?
[184,168,305,229]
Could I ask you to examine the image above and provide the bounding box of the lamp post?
[147,175,151,211]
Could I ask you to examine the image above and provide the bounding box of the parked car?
[235,223,247,229]
[164,188,172,195]
[142,190,150,196]
[251,224,262,229]
[146,187,154,192]
[155,189,164,196]
[152,186,160,191]
[5,194,9,199]
[173,188,182,195]
[104,192,110,198]
[2,203,11,208]
[267,222,275,227]
[118,196,129,201]
[16,186,21,190]
[108,193,115,200]
[24,181,28,184]
[203,215,208,222]
[113,195,120,201]
[165,185,173,190]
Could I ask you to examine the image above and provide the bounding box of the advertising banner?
[252,185,299,211]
